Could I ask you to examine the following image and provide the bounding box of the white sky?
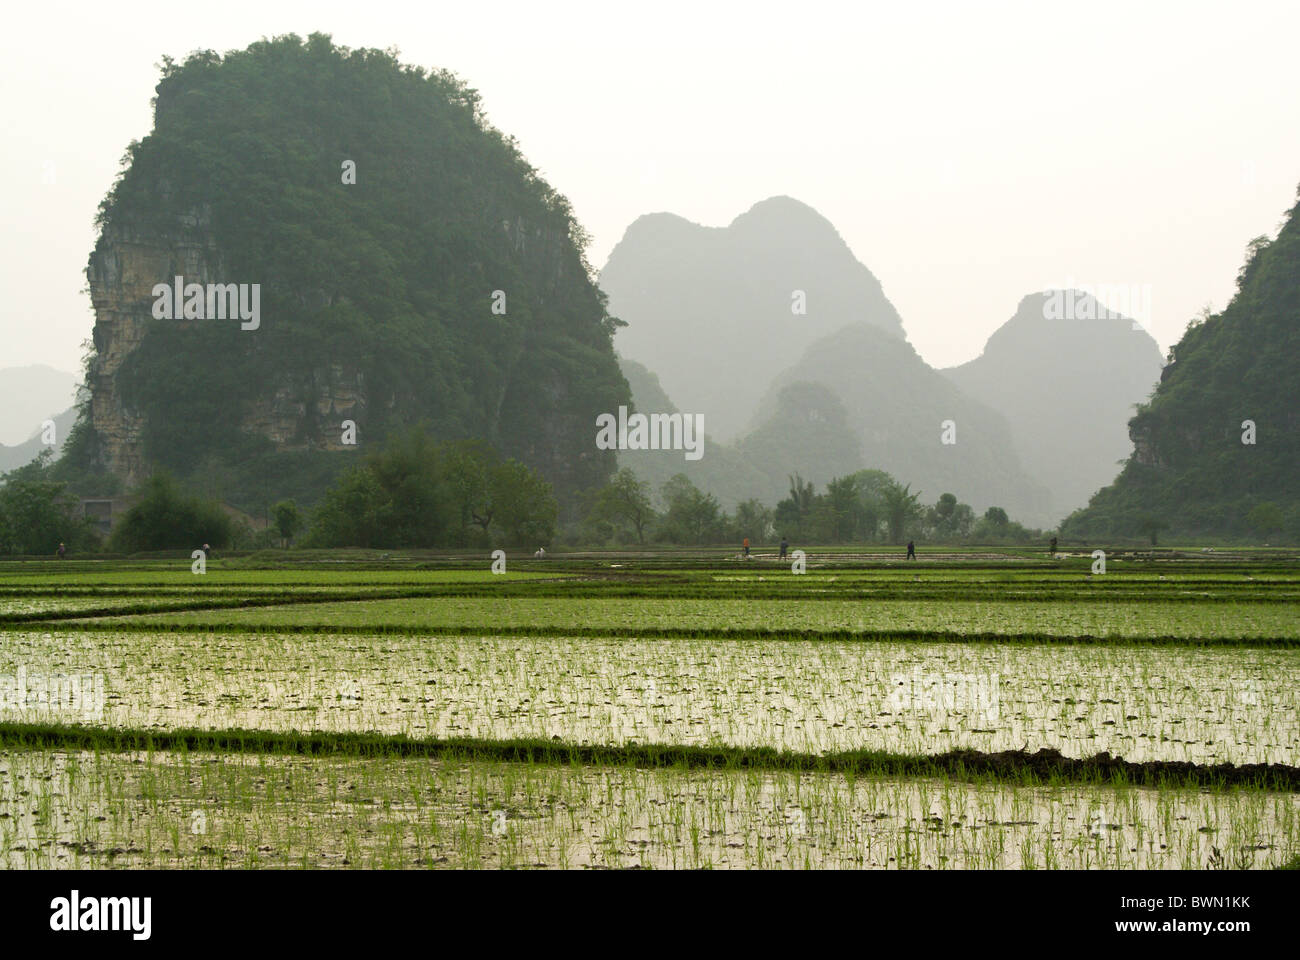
[2,0,1297,375]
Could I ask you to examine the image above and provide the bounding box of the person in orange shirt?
[742,537,750,558]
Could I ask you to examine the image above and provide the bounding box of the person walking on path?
[779,537,789,560]
[742,537,750,558]
[906,540,916,560]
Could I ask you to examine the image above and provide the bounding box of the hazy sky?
[3,0,1298,377]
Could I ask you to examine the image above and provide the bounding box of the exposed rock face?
[245,375,364,449]
[1130,425,1161,469]
[86,220,215,487]
[86,215,367,487]
[70,36,631,510]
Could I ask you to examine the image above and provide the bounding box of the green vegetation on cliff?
[69,33,629,514]
[1064,188,1300,542]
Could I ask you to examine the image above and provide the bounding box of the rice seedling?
[0,553,1293,869]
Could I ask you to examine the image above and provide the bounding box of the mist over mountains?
[601,196,905,442]
[0,406,76,474]
[0,366,77,474]
[604,199,1169,526]
[943,293,1165,520]
[0,365,77,447]
[10,34,1285,545]
[753,323,1051,519]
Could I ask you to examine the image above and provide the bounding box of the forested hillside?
[63,33,630,514]
[1064,189,1300,541]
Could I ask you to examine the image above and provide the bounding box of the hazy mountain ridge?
[751,324,1052,521]
[0,365,78,448]
[0,406,77,474]
[943,292,1165,520]
[614,357,771,507]
[617,356,868,509]
[619,336,1051,522]
[605,198,1060,521]
[602,195,905,441]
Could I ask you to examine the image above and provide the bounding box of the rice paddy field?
[1,548,1297,870]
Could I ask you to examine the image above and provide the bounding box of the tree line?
[0,430,559,554]
[583,468,1041,547]
[0,433,1060,555]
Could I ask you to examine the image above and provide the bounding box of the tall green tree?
[108,473,232,552]
[822,475,863,542]
[660,474,724,544]
[927,492,975,541]
[272,500,302,547]
[308,467,385,548]
[881,480,923,543]
[443,439,495,534]
[733,498,773,543]
[849,469,895,541]
[488,459,559,546]
[1137,516,1169,546]
[774,473,816,540]
[306,428,556,548]
[587,468,656,544]
[0,451,97,555]
[983,506,1009,528]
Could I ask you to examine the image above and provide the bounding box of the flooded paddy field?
[1,552,1296,869]
[1,749,1294,870]
[1,631,1296,764]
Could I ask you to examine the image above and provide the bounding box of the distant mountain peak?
[747,321,1052,522]
[973,289,1161,356]
[729,195,834,228]
[943,292,1165,520]
[601,197,905,441]
[617,210,713,239]
[0,365,79,448]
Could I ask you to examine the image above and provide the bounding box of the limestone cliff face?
[86,215,218,487]
[1130,423,1162,469]
[85,210,365,487]
[72,36,629,508]
[248,370,365,449]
